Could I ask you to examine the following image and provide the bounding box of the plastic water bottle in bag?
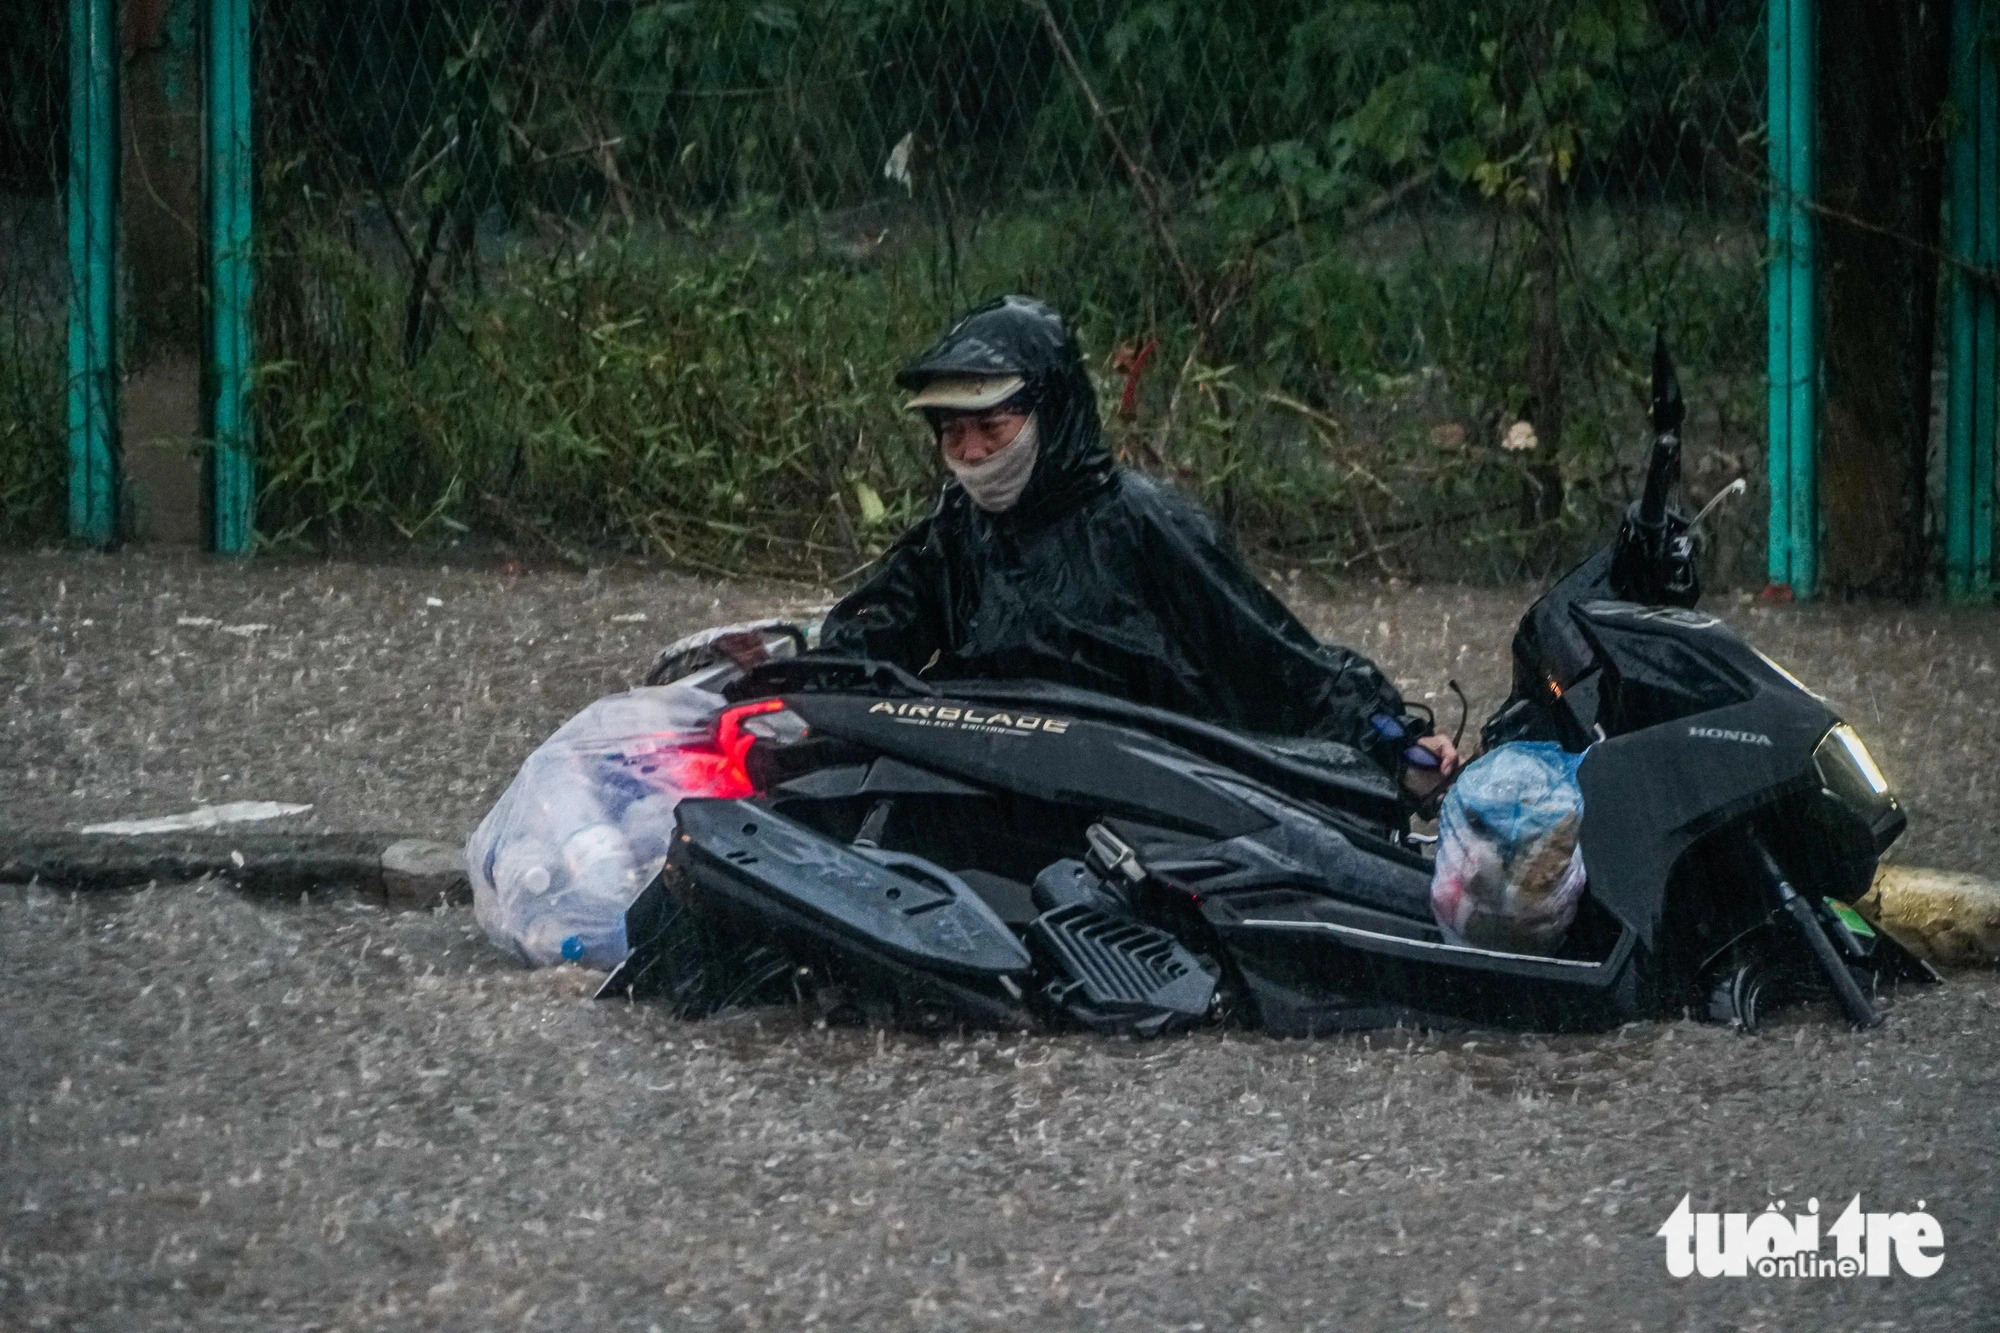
[467,682,731,968]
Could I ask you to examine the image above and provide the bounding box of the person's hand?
[1402,733,1462,801]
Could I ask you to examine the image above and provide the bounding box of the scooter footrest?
[1026,903,1215,1036]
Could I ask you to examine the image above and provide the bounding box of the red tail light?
[642,700,801,800]
[688,699,791,797]
[662,746,757,799]
[719,698,785,780]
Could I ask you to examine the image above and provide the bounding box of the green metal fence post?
[66,0,119,547]
[1767,0,1819,599]
[1786,0,1818,598]
[1946,0,1997,602]
[1767,0,1792,590]
[207,0,255,555]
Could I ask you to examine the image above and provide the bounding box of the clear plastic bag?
[466,683,733,969]
[1429,741,1588,955]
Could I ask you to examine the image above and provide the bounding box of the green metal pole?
[1767,0,1793,590]
[1981,0,1999,599]
[66,0,119,547]
[207,0,255,555]
[1786,0,1818,599]
[1946,0,1997,602]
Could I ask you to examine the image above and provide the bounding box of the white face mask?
[945,414,1040,513]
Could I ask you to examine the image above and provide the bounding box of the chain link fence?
[0,6,71,544]
[3,1,1772,577]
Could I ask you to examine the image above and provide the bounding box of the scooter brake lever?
[1688,477,1747,537]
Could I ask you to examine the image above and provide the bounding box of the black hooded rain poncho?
[818,296,1422,775]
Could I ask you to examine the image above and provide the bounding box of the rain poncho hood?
[897,294,1112,523]
[822,294,1415,769]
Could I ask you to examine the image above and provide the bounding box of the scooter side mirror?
[1650,330,1684,436]
[1613,332,1699,607]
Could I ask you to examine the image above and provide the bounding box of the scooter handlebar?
[1636,430,1680,530]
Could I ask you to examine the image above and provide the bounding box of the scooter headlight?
[1827,724,1888,795]
[1814,723,1903,849]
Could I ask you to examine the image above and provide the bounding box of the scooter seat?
[1253,734,1381,779]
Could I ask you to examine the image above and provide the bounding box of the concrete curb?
[1856,866,2000,969]
[0,831,470,911]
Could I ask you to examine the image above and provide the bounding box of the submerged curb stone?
[380,838,472,909]
[0,832,470,910]
[1858,867,2000,968]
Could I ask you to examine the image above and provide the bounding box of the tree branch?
[1031,1,1213,338]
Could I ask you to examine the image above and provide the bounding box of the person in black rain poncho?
[819,296,1460,795]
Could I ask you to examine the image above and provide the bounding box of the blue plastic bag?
[1429,741,1587,954]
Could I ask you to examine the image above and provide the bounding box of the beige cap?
[903,373,1025,412]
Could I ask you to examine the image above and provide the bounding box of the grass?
[0,315,65,546]
[0,194,1766,579]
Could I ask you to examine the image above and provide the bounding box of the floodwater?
[3,551,1997,1329]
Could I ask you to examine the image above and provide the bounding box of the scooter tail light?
[625,700,795,801]
[696,699,808,796]
[715,698,788,758]
[664,747,757,800]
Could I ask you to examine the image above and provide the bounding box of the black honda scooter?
[600,338,1934,1035]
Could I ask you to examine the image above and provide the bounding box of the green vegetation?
[0,316,65,545]
[254,191,1763,577]
[1,0,1771,573]
[0,3,67,544]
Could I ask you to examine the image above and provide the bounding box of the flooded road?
[4,551,1998,1329]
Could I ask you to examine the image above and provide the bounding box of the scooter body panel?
[603,337,1925,1033]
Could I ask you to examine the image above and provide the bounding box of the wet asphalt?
[2,550,1998,1330]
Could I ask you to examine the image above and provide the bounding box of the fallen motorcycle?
[599,339,1934,1035]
